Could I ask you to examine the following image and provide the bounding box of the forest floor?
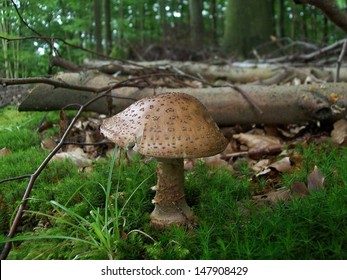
[0,105,346,260]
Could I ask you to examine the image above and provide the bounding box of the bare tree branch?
[10,0,58,56]
[294,0,347,33]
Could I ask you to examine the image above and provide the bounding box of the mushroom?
[100,92,228,228]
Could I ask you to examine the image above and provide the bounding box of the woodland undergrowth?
[0,106,346,260]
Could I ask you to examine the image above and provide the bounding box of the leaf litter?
[32,99,335,211]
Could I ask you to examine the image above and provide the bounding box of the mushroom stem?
[150,158,195,228]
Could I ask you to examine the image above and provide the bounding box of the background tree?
[104,0,112,55]
[1,0,347,78]
[209,0,218,46]
[93,0,103,55]
[222,0,275,57]
[189,0,204,50]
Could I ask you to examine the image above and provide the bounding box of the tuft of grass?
[2,148,156,260]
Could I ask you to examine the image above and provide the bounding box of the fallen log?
[15,72,347,125]
[83,59,347,83]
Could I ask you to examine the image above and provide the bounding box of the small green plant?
[1,147,155,260]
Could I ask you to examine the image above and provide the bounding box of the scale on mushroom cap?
[101,92,228,228]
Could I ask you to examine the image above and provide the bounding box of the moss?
[1,107,346,259]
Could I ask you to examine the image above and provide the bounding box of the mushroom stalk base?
[150,158,195,228]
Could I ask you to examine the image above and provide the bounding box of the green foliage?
[2,0,346,77]
[3,148,157,260]
[1,108,346,259]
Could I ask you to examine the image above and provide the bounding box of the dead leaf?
[331,119,347,145]
[52,147,92,169]
[277,124,307,138]
[252,159,271,173]
[233,133,279,149]
[268,157,292,172]
[59,109,69,138]
[0,147,12,157]
[84,131,98,154]
[252,188,291,204]
[202,154,233,171]
[255,157,292,177]
[291,182,309,197]
[307,166,325,193]
[82,166,94,173]
[184,159,195,170]
[40,137,57,150]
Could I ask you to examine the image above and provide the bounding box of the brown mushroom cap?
[100,92,228,158]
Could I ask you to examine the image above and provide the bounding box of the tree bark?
[118,0,124,47]
[294,0,347,33]
[278,0,286,37]
[159,0,167,38]
[93,0,103,55]
[210,0,217,46]
[222,0,274,57]
[189,0,204,50]
[104,0,112,55]
[15,73,347,125]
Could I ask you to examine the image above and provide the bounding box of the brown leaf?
[184,159,195,170]
[0,147,12,157]
[307,166,325,193]
[277,124,307,138]
[84,131,98,154]
[255,157,292,177]
[202,154,233,171]
[252,188,291,204]
[59,109,69,138]
[233,133,281,150]
[331,119,347,145]
[40,137,57,151]
[268,157,292,172]
[252,159,271,173]
[291,182,309,197]
[52,147,92,169]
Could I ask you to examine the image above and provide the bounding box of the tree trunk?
[222,0,274,57]
[137,1,145,46]
[210,0,217,46]
[159,0,167,38]
[118,0,124,47]
[278,0,285,38]
[189,0,204,50]
[1,0,12,78]
[93,0,103,55]
[104,0,112,55]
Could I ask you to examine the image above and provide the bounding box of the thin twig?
[335,38,347,83]
[0,77,107,92]
[227,83,264,115]
[0,175,32,185]
[61,141,114,146]
[0,74,179,94]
